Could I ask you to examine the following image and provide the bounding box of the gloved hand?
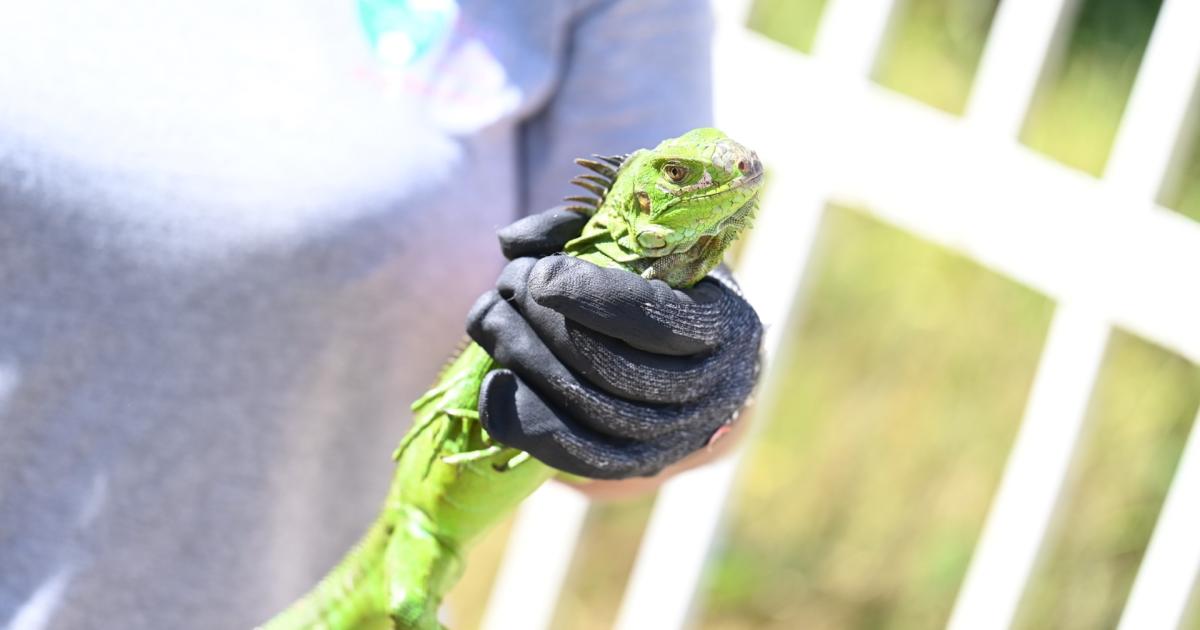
[466,207,763,479]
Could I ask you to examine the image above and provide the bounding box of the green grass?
[1022,0,1162,175]
[1164,119,1200,222]
[874,0,999,114]
[746,0,829,54]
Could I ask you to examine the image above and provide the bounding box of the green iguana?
[260,127,764,629]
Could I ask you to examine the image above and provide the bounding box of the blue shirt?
[0,0,711,627]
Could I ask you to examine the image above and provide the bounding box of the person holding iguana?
[0,1,762,628]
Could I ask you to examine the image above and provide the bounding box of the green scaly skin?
[260,128,763,629]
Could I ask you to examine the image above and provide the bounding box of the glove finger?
[468,290,734,440]
[497,258,742,404]
[526,256,743,356]
[479,370,706,479]
[466,286,578,398]
[497,207,589,260]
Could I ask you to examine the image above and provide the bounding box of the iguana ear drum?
[636,191,651,213]
[564,154,628,213]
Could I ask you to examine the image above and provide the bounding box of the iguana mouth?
[682,171,763,202]
[639,191,760,258]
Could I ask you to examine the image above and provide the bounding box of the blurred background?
[447,0,1200,627]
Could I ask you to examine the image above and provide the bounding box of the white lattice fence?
[480,0,1200,628]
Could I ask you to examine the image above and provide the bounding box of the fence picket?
[967,0,1081,135]
[478,483,590,630]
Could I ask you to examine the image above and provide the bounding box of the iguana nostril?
[637,230,668,249]
[745,155,763,177]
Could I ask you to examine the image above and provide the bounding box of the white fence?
[481,0,1200,628]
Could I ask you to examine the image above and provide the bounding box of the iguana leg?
[500,451,532,470]
[384,506,462,630]
[440,445,503,465]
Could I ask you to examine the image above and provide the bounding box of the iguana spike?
[563,195,600,207]
[564,205,595,214]
[575,158,617,179]
[570,177,607,197]
[597,154,628,167]
[578,173,613,187]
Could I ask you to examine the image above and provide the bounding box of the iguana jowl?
[261,127,764,630]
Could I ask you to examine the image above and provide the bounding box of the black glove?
[466,207,763,479]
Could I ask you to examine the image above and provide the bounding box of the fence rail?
[481,0,1200,627]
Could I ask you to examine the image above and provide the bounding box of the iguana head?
[564,127,764,287]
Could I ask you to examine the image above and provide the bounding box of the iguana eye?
[663,163,689,183]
